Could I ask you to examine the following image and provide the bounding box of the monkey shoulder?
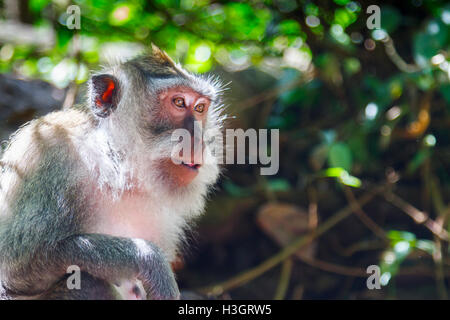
[1,108,93,170]
[0,108,94,217]
[0,109,96,255]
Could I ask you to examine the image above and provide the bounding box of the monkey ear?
[89,74,120,118]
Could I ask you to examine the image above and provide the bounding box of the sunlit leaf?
[333,8,357,29]
[321,168,361,188]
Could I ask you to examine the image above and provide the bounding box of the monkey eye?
[173,97,185,108]
[194,104,205,113]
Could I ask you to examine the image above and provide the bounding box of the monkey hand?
[137,244,180,300]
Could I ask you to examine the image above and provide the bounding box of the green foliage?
[413,20,448,67]
[380,231,436,286]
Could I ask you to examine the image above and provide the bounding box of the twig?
[343,186,388,241]
[297,253,450,278]
[383,192,449,241]
[382,35,421,73]
[432,240,448,299]
[274,258,293,300]
[307,186,319,230]
[300,256,450,278]
[340,239,386,257]
[298,256,367,277]
[291,284,304,300]
[197,186,384,296]
[426,173,449,299]
[442,206,450,231]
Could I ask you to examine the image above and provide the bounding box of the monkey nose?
[189,138,204,165]
[188,149,203,166]
[175,139,203,167]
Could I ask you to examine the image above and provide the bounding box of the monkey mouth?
[181,161,201,170]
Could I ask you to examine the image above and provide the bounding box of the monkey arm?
[51,233,180,300]
[0,143,179,300]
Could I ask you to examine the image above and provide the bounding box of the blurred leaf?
[380,6,401,33]
[56,27,73,51]
[109,3,139,26]
[333,0,350,5]
[415,240,436,255]
[309,144,329,171]
[266,179,291,192]
[388,230,416,243]
[29,0,51,12]
[406,149,431,174]
[305,3,319,16]
[379,230,416,285]
[223,2,271,41]
[333,8,357,29]
[278,19,301,36]
[343,57,361,75]
[438,83,450,107]
[413,20,448,67]
[363,75,392,108]
[328,142,352,171]
[223,181,252,198]
[257,203,316,259]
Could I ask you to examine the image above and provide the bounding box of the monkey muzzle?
[181,162,201,170]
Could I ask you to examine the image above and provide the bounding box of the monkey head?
[87,44,225,194]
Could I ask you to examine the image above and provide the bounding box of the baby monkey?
[0,45,224,299]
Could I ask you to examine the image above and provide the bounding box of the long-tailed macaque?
[0,45,224,299]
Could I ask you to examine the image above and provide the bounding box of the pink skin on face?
[158,86,210,187]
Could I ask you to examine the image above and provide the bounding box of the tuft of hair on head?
[150,43,177,67]
[123,43,187,79]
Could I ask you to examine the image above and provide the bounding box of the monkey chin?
[159,159,200,188]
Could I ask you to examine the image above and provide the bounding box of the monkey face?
[88,46,224,193]
[152,86,212,187]
[159,86,210,128]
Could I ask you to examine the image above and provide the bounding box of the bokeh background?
[0,0,449,299]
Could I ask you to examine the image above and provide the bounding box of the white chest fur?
[87,189,186,262]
